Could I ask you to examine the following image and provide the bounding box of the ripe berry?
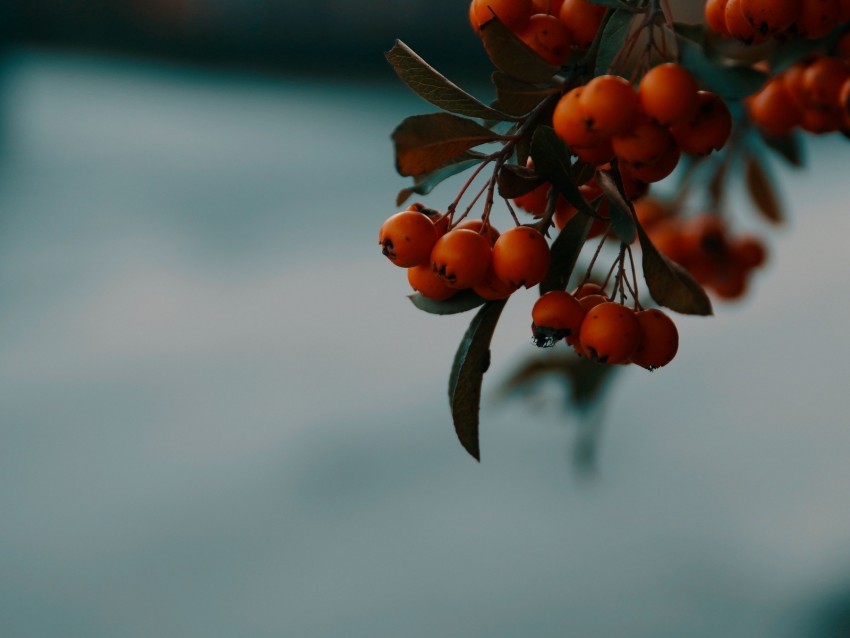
[801,57,850,110]
[469,0,533,32]
[579,75,640,136]
[558,0,606,48]
[455,218,501,246]
[578,301,642,364]
[491,226,552,288]
[519,13,573,66]
[431,228,492,289]
[741,0,799,35]
[531,290,586,347]
[379,210,439,267]
[796,0,841,39]
[746,76,803,136]
[631,309,679,370]
[670,91,732,156]
[639,64,700,126]
[705,0,732,36]
[612,116,676,165]
[408,263,458,301]
[553,87,606,148]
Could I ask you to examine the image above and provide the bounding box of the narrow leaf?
[596,169,636,244]
[480,15,558,84]
[530,126,595,218]
[408,290,487,315]
[498,164,544,198]
[397,153,484,206]
[492,71,552,116]
[744,154,784,224]
[449,300,508,461]
[386,41,515,121]
[540,212,593,294]
[758,130,803,167]
[677,34,767,100]
[393,113,502,177]
[595,9,635,76]
[637,223,713,316]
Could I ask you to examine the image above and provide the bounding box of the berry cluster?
[706,0,850,43]
[532,288,679,370]
[469,0,606,63]
[552,67,732,181]
[747,44,850,136]
[379,205,552,303]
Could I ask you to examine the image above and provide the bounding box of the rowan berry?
[741,0,799,35]
[578,301,642,364]
[572,282,606,298]
[473,266,520,300]
[519,13,573,66]
[531,290,586,347]
[491,226,552,288]
[408,263,458,301]
[431,228,492,289]
[532,0,564,15]
[379,209,440,267]
[796,0,841,39]
[631,309,679,370]
[470,0,533,32]
[801,57,850,110]
[705,0,732,36]
[612,116,676,165]
[746,76,803,136]
[731,235,767,269]
[633,197,670,231]
[725,0,766,43]
[638,63,700,126]
[619,143,681,183]
[558,0,606,48]
[579,75,640,136]
[553,87,606,148]
[455,218,501,246]
[670,91,732,155]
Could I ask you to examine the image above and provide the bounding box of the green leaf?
[480,14,558,84]
[595,9,635,76]
[497,163,544,198]
[596,169,635,244]
[758,130,804,167]
[491,71,553,116]
[540,211,593,294]
[397,153,485,206]
[744,153,784,224]
[530,126,595,218]
[449,300,508,461]
[408,289,487,315]
[637,223,713,316]
[386,41,516,121]
[392,113,502,177]
[676,33,768,100]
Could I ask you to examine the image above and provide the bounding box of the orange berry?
[741,0,799,35]
[455,218,501,246]
[558,0,606,47]
[731,235,767,269]
[796,0,841,39]
[706,0,732,36]
[408,263,458,301]
[631,309,679,370]
[519,13,573,66]
[531,290,587,346]
[470,0,533,32]
[532,0,564,14]
[491,226,552,288]
[473,266,519,300]
[514,182,551,217]
[379,210,439,267]
[709,261,748,299]
[578,301,642,364]
[620,143,681,183]
[725,0,767,43]
[612,116,676,164]
[573,282,606,298]
[840,0,850,22]
[801,56,850,110]
[647,218,689,264]
[430,228,492,289]
[670,91,732,155]
[553,86,606,148]
[572,138,616,166]
[800,107,843,133]
[579,75,640,136]
[746,76,803,136]
[633,197,670,231]
[639,63,701,126]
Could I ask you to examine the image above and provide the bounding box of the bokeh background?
[2,2,850,637]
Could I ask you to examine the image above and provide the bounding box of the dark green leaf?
[585,0,632,8]
[637,223,713,316]
[497,163,544,198]
[530,126,596,218]
[397,153,485,206]
[480,14,558,84]
[392,113,502,177]
[758,130,804,167]
[540,211,593,294]
[596,169,635,244]
[386,41,515,121]
[677,34,768,100]
[744,154,784,224]
[595,9,635,76]
[449,300,508,460]
[408,289,487,315]
[492,71,553,116]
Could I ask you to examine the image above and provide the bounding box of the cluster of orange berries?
[468,0,606,64]
[638,200,768,301]
[551,66,733,182]
[747,44,850,136]
[379,205,552,302]
[706,0,850,42]
[532,286,679,370]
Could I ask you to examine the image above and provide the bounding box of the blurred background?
[1,2,850,637]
